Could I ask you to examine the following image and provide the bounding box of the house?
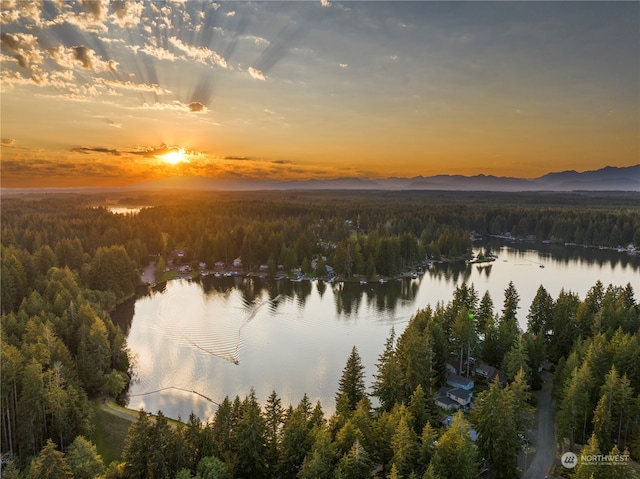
[446,360,459,375]
[233,257,242,268]
[214,261,225,270]
[435,386,459,411]
[435,395,459,411]
[475,363,504,383]
[446,388,473,409]
[446,373,474,391]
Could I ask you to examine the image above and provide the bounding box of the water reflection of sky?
[122,244,639,420]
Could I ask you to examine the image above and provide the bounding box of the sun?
[161,148,187,165]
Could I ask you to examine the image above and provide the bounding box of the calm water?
[114,242,639,420]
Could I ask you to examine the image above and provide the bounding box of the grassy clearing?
[90,397,184,464]
[90,399,134,464]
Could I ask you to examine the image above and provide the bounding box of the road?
[141,260,156,284]
[522,370,556,479]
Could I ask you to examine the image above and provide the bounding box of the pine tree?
[502,336,531,382]
[431,412,476,479]
[390,416,419,477]
[26,439,73,479]
[235,390,267,479]
[501,281,520,330]
[336,346,366,413]
[297,424,336,479]
[65,436,105,479]
[264,390,283,473]
[372,328,403,412]
[471,379,520,479]
[334,439,374,479]
[526,285,553,338]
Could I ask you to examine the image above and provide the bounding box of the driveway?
[522,370,556,479]
[141,260,156,284]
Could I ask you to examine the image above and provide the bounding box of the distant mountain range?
[129,164,640,192]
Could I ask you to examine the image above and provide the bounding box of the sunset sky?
[1,1,638,187]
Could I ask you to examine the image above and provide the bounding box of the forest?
[1,190,639,478]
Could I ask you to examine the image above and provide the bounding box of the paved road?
[522,370,556,479]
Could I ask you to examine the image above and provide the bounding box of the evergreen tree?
[526,285,553,338]
[334,440,374,479]
[502,336,531,382]
[372,328,403,412]
[471,379,520,479]
[264,390,283,474]
[235,390,267,479]
[431,412,477,479]
[501,281,520,330]
[277,400,314,479]
[122,410,152,479]
[557,362,594,449]
[390,416,419,477]
[297,424,336,479]
[65,435,105,479]
[336,346,366,413]
[26,439,73,479]
[475,291,494,336]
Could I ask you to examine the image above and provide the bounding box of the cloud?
[48,44,118,72]
[321,0,332,7]
[71,146,121,155]
[1,138,16,146]
[0,32,43,71]
[339,63,348,68]
[132,144,171,157]
[140,100,209,113]
[108,120,122,128]
[247,66,266,80]
[188,101,206,112]
[111,0,144,28]
[96,78,171,95]
[224,156,252,161]
[271,159,294,165]
[168,36,227,68]
[0,1,44,27]
[61,0,111,33]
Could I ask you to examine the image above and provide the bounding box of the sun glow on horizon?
[161,148,188,165]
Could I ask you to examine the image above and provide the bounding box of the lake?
[113,241,639,420]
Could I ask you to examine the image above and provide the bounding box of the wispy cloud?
[168,36,227,68]
[48,45,117,72]
[71,146,121,156]
[247,66,266,80]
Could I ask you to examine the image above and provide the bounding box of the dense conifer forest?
[1,190,639,478]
